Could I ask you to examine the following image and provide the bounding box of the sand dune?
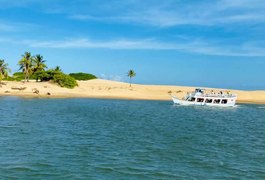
[0,79,264,104]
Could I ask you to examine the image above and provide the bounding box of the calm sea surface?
[0,97,264,179]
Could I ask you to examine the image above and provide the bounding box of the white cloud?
[25,38,159,49]
[66,0,265,27]
[1,0,264,27]
[1,37,264,57]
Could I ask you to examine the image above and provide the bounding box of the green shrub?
[37,70,56,82]
[34,69,78,89]
[3,76,16,81]
[69,72,97,80]
[11,70,78,89]
[53,73,78,89]
[12,72,25,81]
[11,72,36,81]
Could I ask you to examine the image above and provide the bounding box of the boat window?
[197,98,204,102]
[205,99,213,103]
[190,97,196,102]
[214,99,221,104]
[221,99,228,104]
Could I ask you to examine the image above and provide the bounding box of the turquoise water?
[0,97,264,179]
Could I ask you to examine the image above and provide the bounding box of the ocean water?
[0,97,264,179]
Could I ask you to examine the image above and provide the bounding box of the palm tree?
[33,54,47,82]
[18,52,33,82]
[54,66,62,72]
[127,69,136,87]
[0,59,11,85]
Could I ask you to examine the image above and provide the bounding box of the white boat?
[172,88,237,107]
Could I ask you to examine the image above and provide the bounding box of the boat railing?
[187,92,237,98]
[203,94,237,98]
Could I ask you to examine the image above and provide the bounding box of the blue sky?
[0,0,265,89]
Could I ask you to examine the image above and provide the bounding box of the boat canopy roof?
[195,88,205,93]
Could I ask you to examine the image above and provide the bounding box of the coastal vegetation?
[69,72,97,80]
[127,69,136,87]
[53,73,78,88]
[32,54,47,82]
[18,52,33,82]
[1,52,97,89]
[11,72,26,81]
[0,59,11,85]
[36,68,78,89]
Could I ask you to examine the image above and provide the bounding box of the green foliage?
[11,72,35,81]
[53,73,78,89]
[32,54,47,81]
[127,69,136,87]
[1,51,79,89]
[30,68,78,89]
[13,72,24,77]
[37,69,56,82]
[12,72,25,81]
[18,52,33,81]
[69,72,97,80]
[54,66,62,72]
[127,69,136,78]
[17,52,48,82]
[3,76,16,81]
[0,59,11,82]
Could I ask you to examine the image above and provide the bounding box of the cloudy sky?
[0,0,264,89]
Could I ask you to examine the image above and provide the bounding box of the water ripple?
[0,97,264,179]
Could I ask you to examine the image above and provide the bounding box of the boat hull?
[172,96,236,107]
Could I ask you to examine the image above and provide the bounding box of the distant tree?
[69,72,97,80]
[33,54,47,82]
[127,69,136,87]
[0,59,11,85]
[18,52,33,82]
[54,66,62,72]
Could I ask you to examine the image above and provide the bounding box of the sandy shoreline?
[0,79,264,104]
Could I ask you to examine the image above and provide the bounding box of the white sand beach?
[0,79,264,104]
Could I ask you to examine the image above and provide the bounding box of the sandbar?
[0,79,264,104]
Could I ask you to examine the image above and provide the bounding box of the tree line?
[0,52,136,88]
[0,52,85,88]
